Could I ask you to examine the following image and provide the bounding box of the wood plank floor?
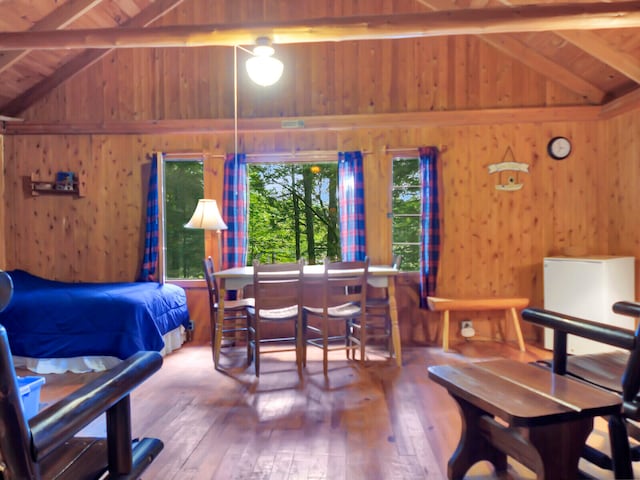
[21,341,636,479]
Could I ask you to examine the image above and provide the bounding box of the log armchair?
[522,303,640,479]
[0,325,164,480]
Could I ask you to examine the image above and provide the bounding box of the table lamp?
[184,199,228,270]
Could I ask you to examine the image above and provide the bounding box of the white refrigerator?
[543,256,636,354]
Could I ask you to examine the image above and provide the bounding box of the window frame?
[391,156,421,272]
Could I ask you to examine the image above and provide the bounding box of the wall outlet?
[461,320,473,330]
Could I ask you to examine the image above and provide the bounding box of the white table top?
[216,264,397,290]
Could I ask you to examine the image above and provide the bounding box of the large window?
[248,162,339,265]
[392,157,421,271]
[163,159,205,279]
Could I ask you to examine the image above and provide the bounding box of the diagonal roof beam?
[1,0,187,117]
[0,0,104,74]
[480,35,605,104]
[417,0,605,104]
[557,30,640,85]
[1,2,640,50]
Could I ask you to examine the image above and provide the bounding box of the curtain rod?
[158,149,372,162]
[384,145,448,155]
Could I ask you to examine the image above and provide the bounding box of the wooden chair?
[0,325,163,480]
[522,303,640,479]
[363,254,401,357]
[203,256,254,369]
[247,259,304,377]
[303,257,369,376]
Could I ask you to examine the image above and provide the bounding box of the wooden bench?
[427,296,528,351]
[428,359,622,479]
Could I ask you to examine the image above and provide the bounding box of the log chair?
[0,325,164,480]
[522,303,640,479]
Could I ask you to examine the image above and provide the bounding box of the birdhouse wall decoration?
[487,147,529,191]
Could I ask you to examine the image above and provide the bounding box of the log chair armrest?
[613,301,640,320]
[522,307,636,349]
[30,350,162,461]
[521,307,636,375]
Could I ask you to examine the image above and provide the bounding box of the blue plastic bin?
[17,376,46,420]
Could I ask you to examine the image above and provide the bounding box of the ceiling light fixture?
[245,37,284,87]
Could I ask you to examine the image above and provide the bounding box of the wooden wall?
[2,0,637,347]
[2,119,615,345]
[606,108,640,288]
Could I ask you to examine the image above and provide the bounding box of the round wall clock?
[547,136,572,160]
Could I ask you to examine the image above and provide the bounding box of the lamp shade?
[184,199,228,231]
[246,43,284,87]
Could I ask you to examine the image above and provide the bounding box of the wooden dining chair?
[363,254,401,358]
[203,256,254,369]
[247,259,305,377]
[303,257,369,376]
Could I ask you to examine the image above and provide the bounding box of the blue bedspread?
[0,270,191,360]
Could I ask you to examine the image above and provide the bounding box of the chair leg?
[609,414,633,479]
[246,314,252,367]
[360,315,366,364]
[302,312,308,367]
[323,317,329,376]
[254,320,261,377]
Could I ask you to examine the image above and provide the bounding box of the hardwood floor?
[20,341,633,479]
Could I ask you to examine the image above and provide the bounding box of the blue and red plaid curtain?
[222,153,248,269]
[138,153,159,281]
[338,151,366,261]
[419,146,440,307]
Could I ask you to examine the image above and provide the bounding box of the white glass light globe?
[246,52,284,87]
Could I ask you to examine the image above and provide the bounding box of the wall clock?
[547,136,572,160]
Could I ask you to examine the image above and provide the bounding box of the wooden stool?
[427,296,529,351]
[428,359,622,480]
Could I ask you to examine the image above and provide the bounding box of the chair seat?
[248,305,299,321]
[217,297,255,311]
[304,303,362,318]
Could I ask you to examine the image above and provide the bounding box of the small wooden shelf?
[29,173,85,197]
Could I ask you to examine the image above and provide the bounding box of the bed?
[0,269,192,373]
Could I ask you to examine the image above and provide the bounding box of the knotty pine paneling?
[606,108,640,292]
[23,35,592,124]
[3,119,617,345]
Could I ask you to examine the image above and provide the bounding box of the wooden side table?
[428,359,623,479]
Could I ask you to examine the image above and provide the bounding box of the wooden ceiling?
[1,0,639,124]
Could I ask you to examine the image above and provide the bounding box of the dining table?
[214,264,402,367]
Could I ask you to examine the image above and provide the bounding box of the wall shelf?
[29,173,85,197]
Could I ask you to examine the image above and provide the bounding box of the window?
[162,158,205,279]
[247,162,339,265]
[392,157,421,271]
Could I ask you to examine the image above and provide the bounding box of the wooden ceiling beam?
[557,30,640,84]
[0,0,187,117]
[1,2,640,50]
[1,106,602,135]
[416,0,606,105]
[600,87,640,118]
[0,0,103,74]
[480,34,605,104]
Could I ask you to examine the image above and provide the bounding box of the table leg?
[443,310,450,351]
[448,396,507,480]
[387,278,402,367]
[214,281,226,370]
[509,307,526,351]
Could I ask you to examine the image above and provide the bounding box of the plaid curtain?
[419,146,441,307]
[138,153,159,281]
[338,151,366,261]
[222,153,248,269]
